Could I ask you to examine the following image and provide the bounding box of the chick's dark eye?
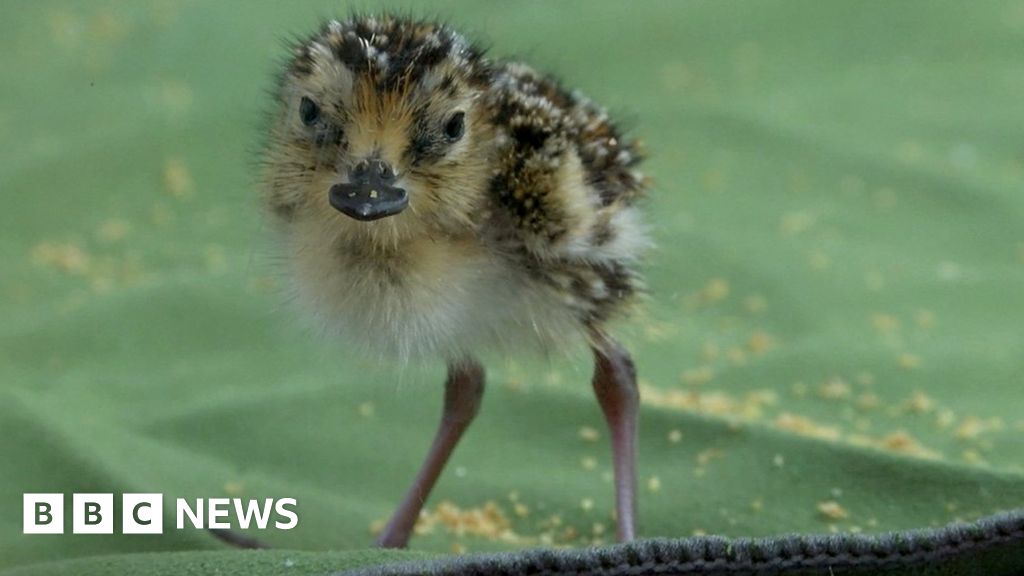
[444,112,465,141]
[299,97,320,126]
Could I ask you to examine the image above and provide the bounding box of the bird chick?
[262,15,649,548]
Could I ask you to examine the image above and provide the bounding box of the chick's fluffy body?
[264,16,649,361]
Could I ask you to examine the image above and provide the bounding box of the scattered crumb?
[726,346,748,365]
[774,413,841,441]
[955,416,1003,440]
[879,431,940,459]
[578,426,600,442]
[744,294,767,313]
[962,449,985,464]
[667,429,683,443]
[747,330,776,354]
[855,372,876,386]
[818,377,851,400]
[580,498,594,512]
[163,156,195,199]
[647,476,662,493]
[902,391,934,414]
[808,249,831,270]
[699,342,720,362]
[871,313,900,334]
[696,448,723,467]
[96,218,130,242]
[31,241,90,274]
[513,503,529,518]
[772,454,785,468]
[857,393,880,410]
[701,278,730,303]
[681,366,715,386]
[915,309,936,329]
[692,528,707,537]
[412,501,515,541]
[817,500,849,521]
[357,402,374,418]
[898,353,921,370]
[223,481,244,496]
[580,456,598,471]
[751,498,764,512]
[779,211,816,236]
[936,409,957,429]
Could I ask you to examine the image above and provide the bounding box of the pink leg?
[375,360,485,548]
[591,333,639,542]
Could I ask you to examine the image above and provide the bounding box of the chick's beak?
[329,158,408,222]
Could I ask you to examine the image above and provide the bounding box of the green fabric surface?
[2,1,1023,574]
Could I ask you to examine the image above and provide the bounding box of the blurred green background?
[2,1,1023,574]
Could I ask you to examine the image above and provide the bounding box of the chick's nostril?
[370,159,396,183]
[350,160,370,182]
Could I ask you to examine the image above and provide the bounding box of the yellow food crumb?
[580,456,598,471]
[747,330,776,354]
[879,431,940,459]
[726,346,748,365]
[808,249,831,270]
[915,309,936,329]
[357,402,374,418]
[647,476,662,492]
[857,393,879,410]
[818,378,851,400]
[936,409,956,429]
[744,294,767,313]
[871,313,900,334]
[902,391,934,414]
[696,448,722,467]
[751,498,763,512]
[640,384,776,420]
[513,503,529,518]
[774,413,841,441]
[413,501,516,542]
[163,156,195,199]
[955,416,1003,440]
[681,366,715,386]
[580,498,594,512]
[667,429,683,443]
[780,211,816,236]
[772,454,785,468]
[701,278,730,303]
[962,449,985,464]
[31,242,90,274]
[223,481,244,496]
[578,426,600,442]
[855,372,876,386]
[817,500,849,521]
[699,342,720,362]
[898,353,922,370]
[96,218,130,242]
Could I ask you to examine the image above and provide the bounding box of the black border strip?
[341,509,1024,576]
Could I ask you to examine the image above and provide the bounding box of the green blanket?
[2,1,1022,574]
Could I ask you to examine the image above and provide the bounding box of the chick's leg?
[590,333,639,542]
[375,360,485,548]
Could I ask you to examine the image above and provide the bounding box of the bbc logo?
[24,493,297,534]
[23,493,163,535]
